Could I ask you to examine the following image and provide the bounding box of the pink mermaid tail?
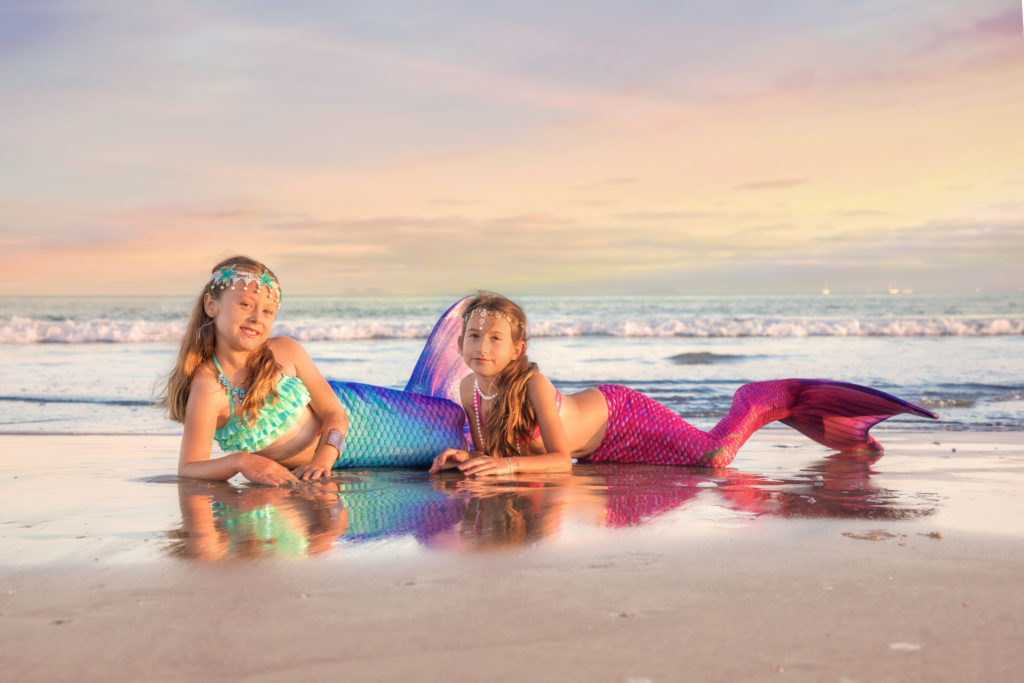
[404,298,939,466]
[587,381,939,467]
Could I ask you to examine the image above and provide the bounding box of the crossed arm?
[429,373,573,476]
[177,337,348,486]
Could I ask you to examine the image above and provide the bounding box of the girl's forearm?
[310,409,350,468]
[178,452,246,481]
[509,451,573,474]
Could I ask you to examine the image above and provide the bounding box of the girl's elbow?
[320,404,348,428]
[178,460,230,482]
[551,452,574,471]
[177,462,198,479]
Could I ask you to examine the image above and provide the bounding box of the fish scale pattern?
[329,381,467,468]
[334,481,463,540]
[586,380,938,467]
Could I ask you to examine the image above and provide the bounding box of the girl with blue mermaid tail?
[428,292,939,476]
[161,256,466,486]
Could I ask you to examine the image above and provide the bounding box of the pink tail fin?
[780,380,938,451]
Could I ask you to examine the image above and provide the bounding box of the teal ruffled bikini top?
[212,354,312,454]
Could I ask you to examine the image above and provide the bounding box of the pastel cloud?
[1,1,1022,295]
[733,180,808,191]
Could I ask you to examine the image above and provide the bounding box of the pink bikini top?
[474,388,562,444]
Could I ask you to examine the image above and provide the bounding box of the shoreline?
[2,431,1022,681]
[3,420,1021,437]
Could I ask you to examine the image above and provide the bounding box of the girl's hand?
[458,455,515,477]
[238,453,299,487]
[430,448,472,472]
[292,462,332,482]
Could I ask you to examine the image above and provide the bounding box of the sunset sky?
[2,1,1022,296]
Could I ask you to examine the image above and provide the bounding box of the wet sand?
[2,431,1022,681]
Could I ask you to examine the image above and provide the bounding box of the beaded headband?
[207,265,281,303]
[463,307,521,327]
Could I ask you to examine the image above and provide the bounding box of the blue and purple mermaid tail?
[404,297,469,405]
[327,381,466,467]
[324,298,472,467]
[328,297,937,468]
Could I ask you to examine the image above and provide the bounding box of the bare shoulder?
[458,374,474,408]
[191,360,220,390]
[527,371,555,394]
[188,363,227,407]
[267,336,308,373]
[267,335,305,356]
[526,372,558,404]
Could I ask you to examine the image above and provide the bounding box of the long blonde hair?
[160,256,282,426]
[461,293,537,457]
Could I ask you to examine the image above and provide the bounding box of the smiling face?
[204,280,279,353]
[460,315,525,379]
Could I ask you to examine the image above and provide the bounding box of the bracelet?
[326,429,346,454]
[506,457,514,474]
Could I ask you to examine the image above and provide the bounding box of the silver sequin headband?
[463,307,521,327]
[207,265,281,303]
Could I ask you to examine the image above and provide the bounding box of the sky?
[1,0,1022,296]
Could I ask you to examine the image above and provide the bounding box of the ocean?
[1,292,1022,436]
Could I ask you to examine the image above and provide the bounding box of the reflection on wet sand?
[169,479,351,560]
[168,453,935,560]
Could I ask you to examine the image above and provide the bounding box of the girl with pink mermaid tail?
[426,293,938,476]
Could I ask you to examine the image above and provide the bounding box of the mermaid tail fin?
[779,379,938,452]
[691,379,938,466]
[404,297,472,403]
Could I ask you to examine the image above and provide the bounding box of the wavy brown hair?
[159,256,282,428]
[461,293,537,457]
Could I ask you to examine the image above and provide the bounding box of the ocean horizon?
[1,291,1021,436]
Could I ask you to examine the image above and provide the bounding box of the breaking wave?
[1,315,1021,344]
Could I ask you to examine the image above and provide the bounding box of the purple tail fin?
[404,297,472,404]
[780,379,938,451]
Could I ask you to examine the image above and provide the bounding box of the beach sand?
[2,431,1022,682]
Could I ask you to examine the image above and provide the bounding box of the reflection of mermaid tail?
[588,457,932,529]
[329,381,466,467]
[588,380,938,467]
[593,467,704,527]
[334,474,464,543]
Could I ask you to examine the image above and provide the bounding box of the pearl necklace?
[474,376,498,401]
[472,390,487,452]
[472,381,522,458]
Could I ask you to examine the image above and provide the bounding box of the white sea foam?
[2,316,1021,344]
[0,316,184,344]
